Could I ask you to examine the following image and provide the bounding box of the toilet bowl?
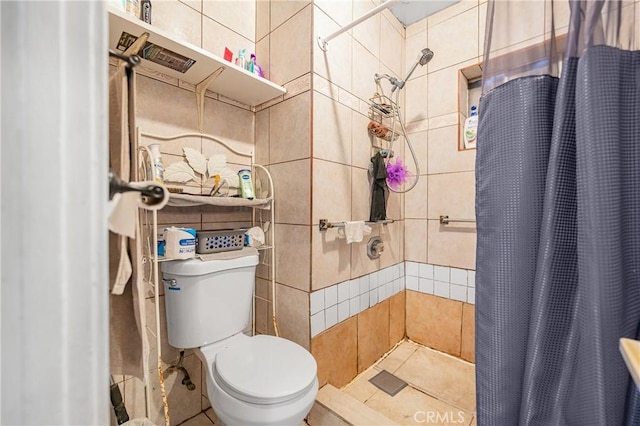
[161,254,318,426]
[196,333,318,426]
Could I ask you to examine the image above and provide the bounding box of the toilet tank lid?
[161,250,258,276]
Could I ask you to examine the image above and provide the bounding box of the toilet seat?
[212,335,317,405]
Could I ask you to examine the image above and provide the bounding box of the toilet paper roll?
[109,181,169,238]
[163,227,196,259]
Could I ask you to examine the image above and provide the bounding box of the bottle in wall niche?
[140,0,151,24]
[463,105,478,149]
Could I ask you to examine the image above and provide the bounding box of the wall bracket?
[196,67,225,133]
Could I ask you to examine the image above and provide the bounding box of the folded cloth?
[338,221,372,244]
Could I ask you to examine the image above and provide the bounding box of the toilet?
[161,253,318,426]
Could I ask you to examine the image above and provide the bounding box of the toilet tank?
[161,253,259,349]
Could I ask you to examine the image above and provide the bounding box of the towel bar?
[439,215,476,225]
[319,218,394,232]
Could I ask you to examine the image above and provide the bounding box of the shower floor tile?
[342,340,477,425]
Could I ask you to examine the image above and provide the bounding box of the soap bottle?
[463,105,478,148]
[235,49,246,69]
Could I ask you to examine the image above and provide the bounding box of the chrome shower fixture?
[374,48,434,93]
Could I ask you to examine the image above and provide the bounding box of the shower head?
[418,48,434,66]
[401,48,434,86]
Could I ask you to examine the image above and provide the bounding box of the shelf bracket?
[195,67,225,133]
[123,31,150,56]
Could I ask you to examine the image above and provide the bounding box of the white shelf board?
[108,7,286,107]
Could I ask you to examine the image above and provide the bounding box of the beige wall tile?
[404,174,428,219]
[394,345,476,413]
[352,41,380,103]
[428,125,476,174]
[275,283,310,350]
[427,0,478,28]
[352,111,376,170]
[406,17,427,38]
[315,0,353,26]
[311,224,352,290]
[275,224,311,291]
[179,0,202,13]
[313,93,352,165]
[461,303,475,363]
[314,7,353,92]
[407,130,428,172]
[255,35,270,81]
[153,0,202,48]
[427,65,459,118]
[406,291,462,356]
[202,0,256,42]
[382,9,404,35]
[255,296,269,335]
[311,316,358,388]
[136,75,199,134]
[202,15,254,60]
[284,74,311,99]
[270,5,312,85]
[404,74,428,124]
[312,159,352,225]
[428,7,479,72]
[270,91,311,163]
[256,0,270,42]
[379,221,402,269]
[353,0,380,57]
[255,109,269,165]
[405,30,429,82]
[202,97,254,144]
[478,1,488,58]
[404,219,428,263]
[379,12,403,78]
[351,228,381,278]
[389,291,405,344]
[357,300,390,372]
[270,159,310,225]
[271,0,310,31]
[486,1,545,52]
[427,219,476,270]
[427,171,475,220]
[314,74,340,102]
[428,112,458,130]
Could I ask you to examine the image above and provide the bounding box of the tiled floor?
[342,340,477,426]
[180,340,475,426]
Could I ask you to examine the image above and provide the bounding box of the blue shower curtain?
[475,1,640,424]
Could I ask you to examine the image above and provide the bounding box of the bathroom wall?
[110,1,260,424]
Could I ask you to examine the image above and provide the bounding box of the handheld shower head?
[388,47,434,93]
[418,48,434,66]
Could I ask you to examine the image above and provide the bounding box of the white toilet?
[161,253,318,426]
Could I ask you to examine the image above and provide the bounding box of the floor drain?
[368,370,408,396]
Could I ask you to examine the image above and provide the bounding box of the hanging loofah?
[386,159,410,190]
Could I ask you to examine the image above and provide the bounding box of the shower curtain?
[475,0,640,424]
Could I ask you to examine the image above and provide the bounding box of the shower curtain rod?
[317,0,400,51]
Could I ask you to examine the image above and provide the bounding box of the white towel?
[338,221,372,244]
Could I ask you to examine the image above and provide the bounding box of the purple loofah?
[386,159,410,190]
